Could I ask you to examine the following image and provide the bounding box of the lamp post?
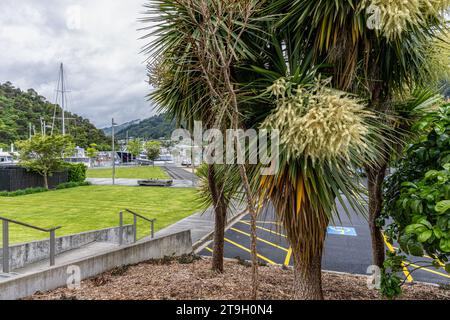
[112,118,117,185]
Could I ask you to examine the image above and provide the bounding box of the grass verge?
[0,185,203,244]
[87,166,169,179]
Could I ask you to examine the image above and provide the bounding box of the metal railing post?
[49,229,56,266]
[133,215,137,243]
[151,220,154,239]
[2,220,9,273]
[119,211,123,245]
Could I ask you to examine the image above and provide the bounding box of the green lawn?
[87,166,169,179]
[0,185,204,245]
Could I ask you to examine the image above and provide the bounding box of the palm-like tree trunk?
[366,60,389,268]
[293,251,324,300]
[208,164,228,272]
[366,163,388,267]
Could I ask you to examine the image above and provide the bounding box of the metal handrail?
[124,209,156,224]
[119,209,156,245]
[0,216,61,233]
[0,216,62,273]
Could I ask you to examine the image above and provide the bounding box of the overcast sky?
[0,0,156,128]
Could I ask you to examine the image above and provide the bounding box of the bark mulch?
[28,256,450,300]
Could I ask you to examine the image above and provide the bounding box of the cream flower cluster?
[364,0,449,40]
[264,78,374,164]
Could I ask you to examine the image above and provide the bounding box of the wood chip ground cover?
[28,257,450,300]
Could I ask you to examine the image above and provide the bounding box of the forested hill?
[0,82,111,149]
[102,119,141,136]
[114,114,176,140]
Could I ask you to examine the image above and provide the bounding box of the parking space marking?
[424,255,445,267]
[383,234,413,283]
[241,220,282,226]
[383,234,450,280]
[284,247,293,266]
[238,221,287,238]
[408,263,450,279]
[391,245,447,271]
[229,227,289,252]
[224,238,276,265]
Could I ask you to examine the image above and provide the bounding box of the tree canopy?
[16,134,75,189]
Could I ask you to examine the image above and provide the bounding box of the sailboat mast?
[60,63,66,136]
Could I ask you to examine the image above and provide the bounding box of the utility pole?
[112,118,116,185]
[29,123,32,140]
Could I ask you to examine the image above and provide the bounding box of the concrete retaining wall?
[0,225,135,272]
[0,230,192,300]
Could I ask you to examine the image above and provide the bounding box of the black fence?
[0,165,68,192]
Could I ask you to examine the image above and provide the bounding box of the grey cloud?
[0,0,156,128]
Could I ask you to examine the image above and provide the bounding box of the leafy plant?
[66,163,87,183]
[127,138,142,158]
[143,141,161,163]
[382,104,450,298]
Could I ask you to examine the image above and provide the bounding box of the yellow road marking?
[205,247,213,253]
[391,244,446,269]
[239,221,287,238]
[383,234,413,283]
[230,227,288,252]
[408,263,450,279]
[284,247,293,266]
[241,220,282,226]
[224,238,276,265]
[423,256,445,267]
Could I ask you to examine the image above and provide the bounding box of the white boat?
[0,151,15,164]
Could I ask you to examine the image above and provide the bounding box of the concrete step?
[10,241,119,276]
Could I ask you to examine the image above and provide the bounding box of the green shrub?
[66,163,87,183]
[0,187,48,197]
[56,181,91,190]
[0,182,91,197]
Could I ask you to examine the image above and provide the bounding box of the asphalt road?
[163,165,199,182]
[199,198,450,286]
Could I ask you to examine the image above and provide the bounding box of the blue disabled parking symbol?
[327,226,357,236]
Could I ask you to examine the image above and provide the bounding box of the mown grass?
[0,185,203,245]
[87,166,169,179]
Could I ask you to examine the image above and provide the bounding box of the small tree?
[16,134,75,189]
[144,141,161,165]
[86,143,99,167]
[127,138,142,160]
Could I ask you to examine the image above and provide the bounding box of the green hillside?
[115,113,176,140]
[0,82,111,149]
